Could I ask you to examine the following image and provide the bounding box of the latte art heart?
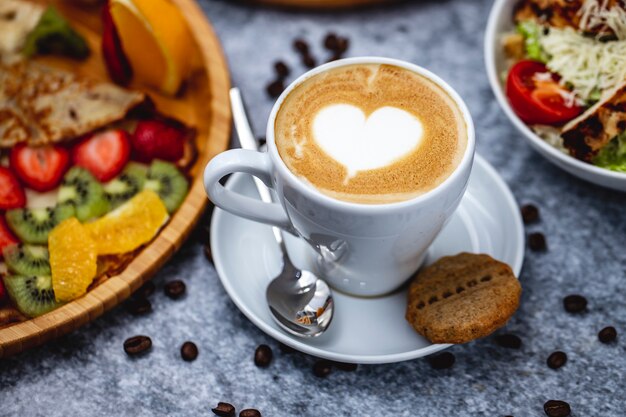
[312,104,424,177]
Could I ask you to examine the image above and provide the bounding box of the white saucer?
[210,154,524,364]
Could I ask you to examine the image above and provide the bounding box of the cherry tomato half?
[506,60,583,126]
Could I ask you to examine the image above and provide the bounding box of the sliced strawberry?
[10,144,70,192]
[0,167,26,209]
[131,119,186,163]
[72,129,131,182]
[0,215,19,256]
[101,1,132,85]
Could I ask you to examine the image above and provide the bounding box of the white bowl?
[484,0,626,192]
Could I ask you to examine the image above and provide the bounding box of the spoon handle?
[229,88,286,248]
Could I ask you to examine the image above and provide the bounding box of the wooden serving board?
[0,0,231,357]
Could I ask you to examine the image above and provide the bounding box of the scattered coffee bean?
[239,409,261,417]
[293,38,309,54]
[335,37,349,54]
[164,280,186,299]
[313,359,332,377]
[563,294,587,313]
[332,361,358,372]
[254,344,273,367]
[212,402,236,417]
[520,204,540,224]
[547,351,567,369]
[323,33,339,50]
[528,232,547,251]
[274,61,289,78]
[598,326,617,344]
[495,333,522,349]
[278,342,296,354]
[204,244,213,264]
[181,341,199,361]
[302,54,316,68]
[123,335,152,356]
[136,281,156,298]
[543,400,571,417]
[266,79,284,98]
[428,352,455,369]
[126,297,152,316]
[257,137,266,146]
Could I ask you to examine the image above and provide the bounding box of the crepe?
[0,0,44,58]
[0,60,145,148]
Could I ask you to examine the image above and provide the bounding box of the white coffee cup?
[204,57,475,297]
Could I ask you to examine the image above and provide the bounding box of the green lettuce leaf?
[516,21,548,63]
[593,132,626,173]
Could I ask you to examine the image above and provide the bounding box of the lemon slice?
[109,0,193,95]
[85,189,168,255]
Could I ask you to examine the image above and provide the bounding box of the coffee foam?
[275,64,467,204]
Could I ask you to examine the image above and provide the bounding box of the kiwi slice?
[58,167,110,222]
[3,275,62,317]
[3,244,51,276]
[104,162,148,209]
[6,204,75,244]
[143,160,188,213]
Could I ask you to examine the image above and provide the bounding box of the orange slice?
[49,218,98,302]
[85,189,168,255]
[109,0,193,95]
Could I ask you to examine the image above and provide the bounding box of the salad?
[501,0,626,173]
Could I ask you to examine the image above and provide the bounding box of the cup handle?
[204,149,292,230]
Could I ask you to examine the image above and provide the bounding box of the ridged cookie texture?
[406,252,521,344]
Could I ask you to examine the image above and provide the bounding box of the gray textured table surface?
[2,0,625,416]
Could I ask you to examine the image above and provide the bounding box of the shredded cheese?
[579,0,626,40]
[540,26,626,101]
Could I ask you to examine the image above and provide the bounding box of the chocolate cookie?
[406,253,521,344]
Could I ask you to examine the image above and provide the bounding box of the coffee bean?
[528,232,547,251]
[547,351,567,369]
[563,294,587,313]
[204,244,213,263]
[313,359,332,377]
[239,409,261,417]
[323,33,339,50]
[274,61,289,78]
[278,342,296,354]
[520,204,540,224]
[302,54,316,68]
[181,341,198,361]
[257,137,266,146]
[164,280,186,299]
[126,297,152,316]
[543,400,571,417]
[293,38,309,54]
[495,333,522,349]
[212,402,235,417]
[266,79,284,98]
[254,344,273,367]
[123,335,152,356]
[335,37,349,54]
[598,326,617,344]
[332,361,358,371]
[428,352,455,369]
[136,281,156,298]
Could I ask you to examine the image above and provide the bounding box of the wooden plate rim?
[0,0,231,358]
